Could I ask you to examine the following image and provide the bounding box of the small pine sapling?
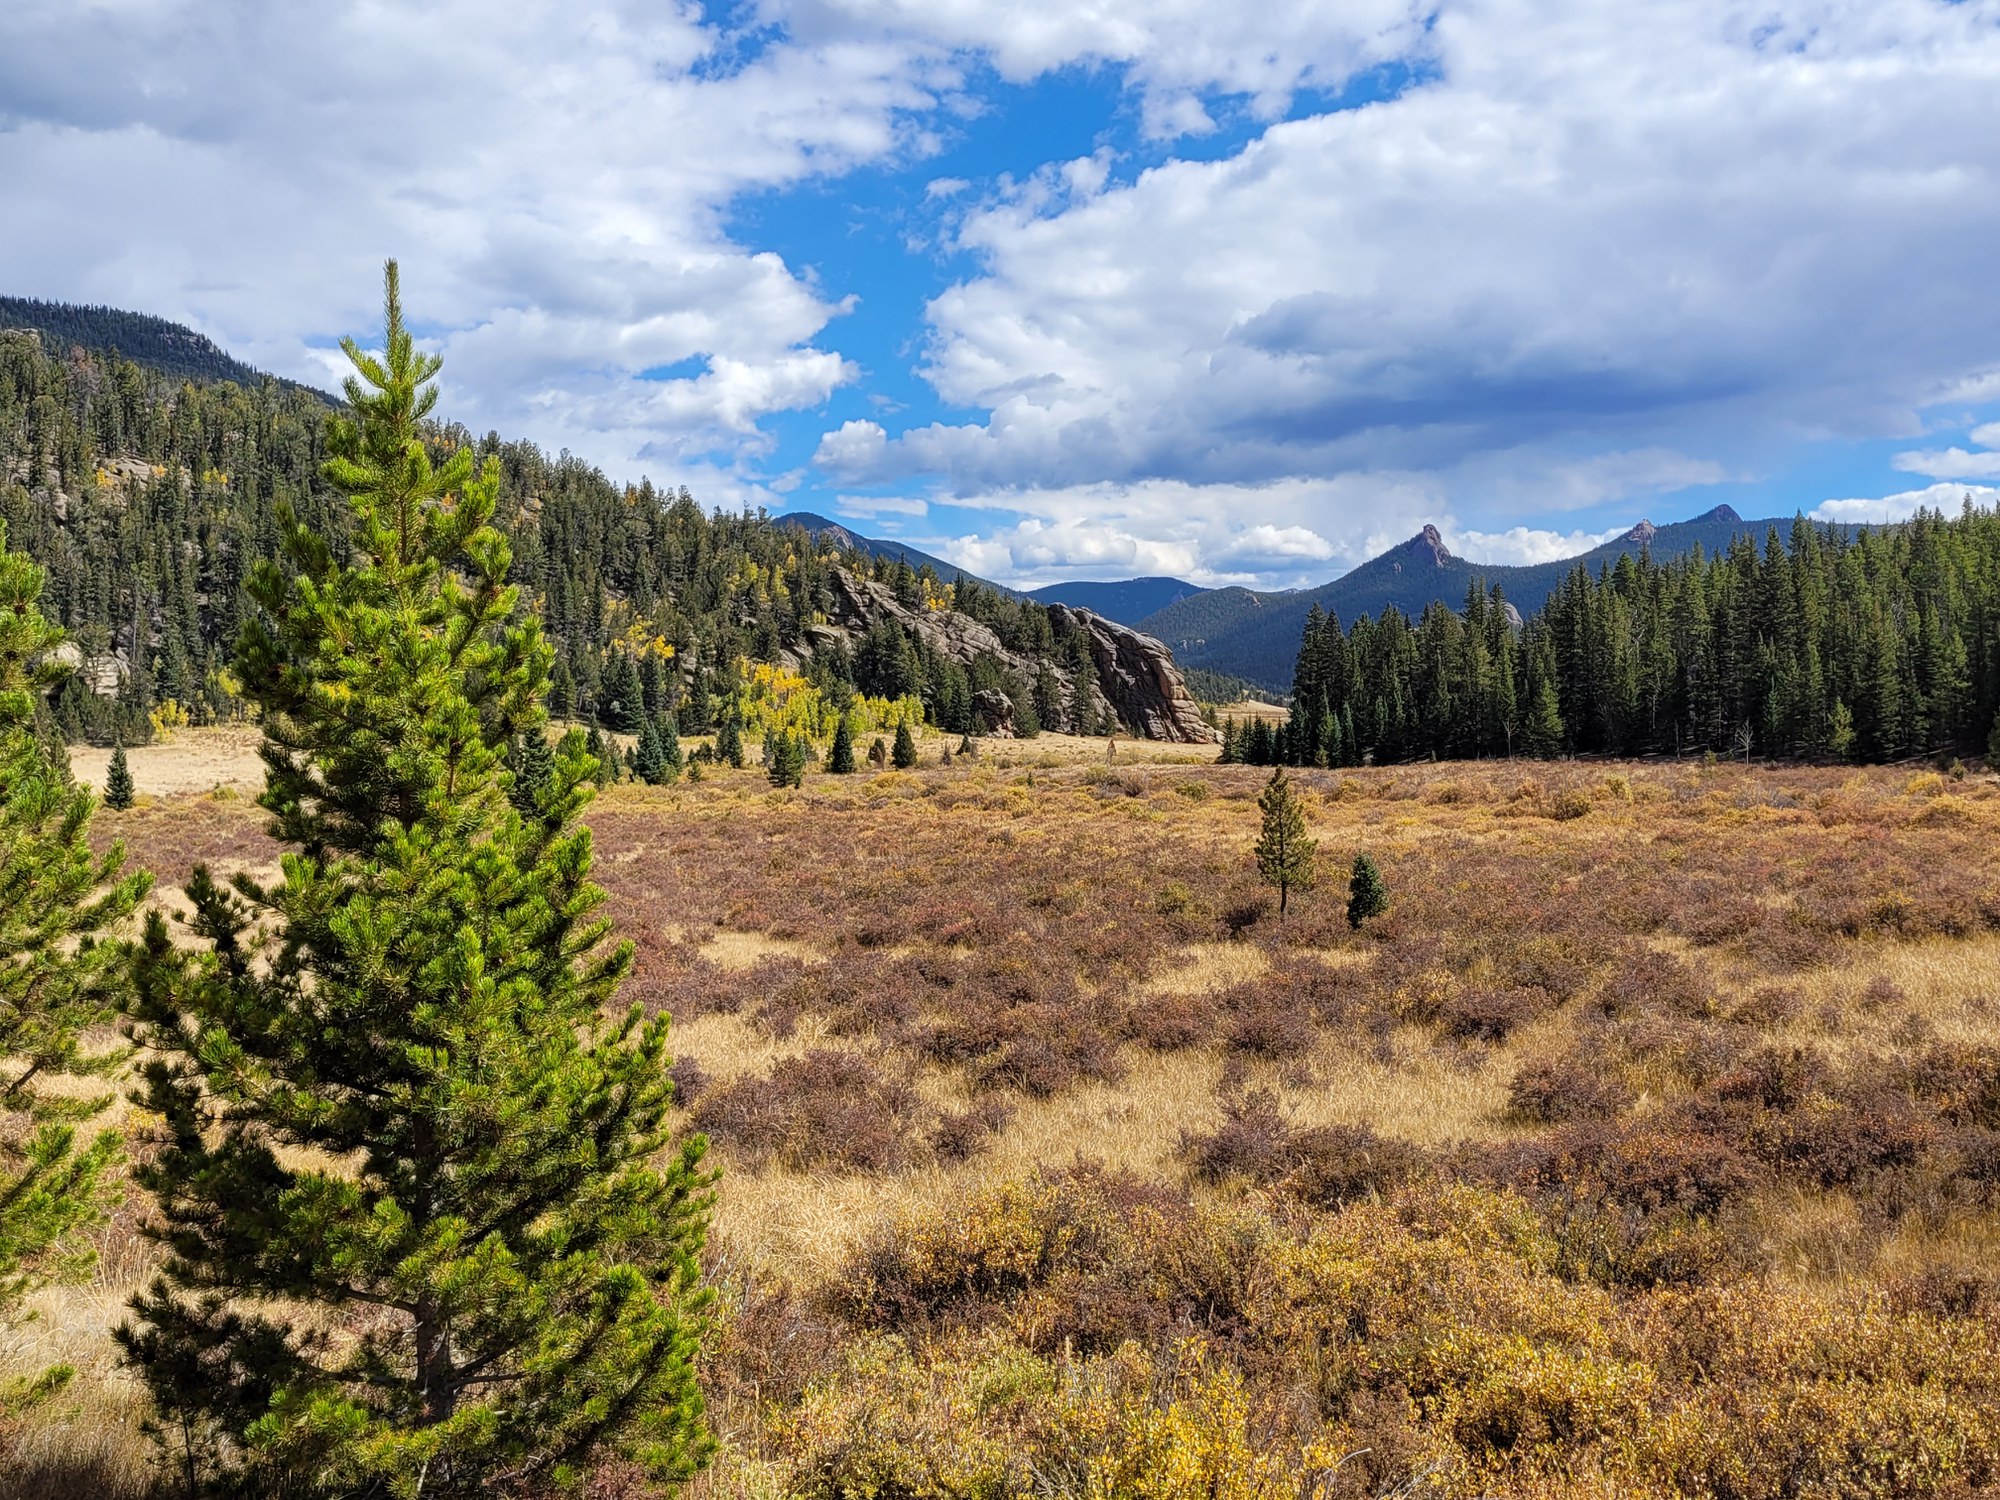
[1347,852,1390,929]
[104,740,134,811]
[1254,766,1317,917]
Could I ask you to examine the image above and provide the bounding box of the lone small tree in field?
[119,264,713,1497]
[1347,853,1389,929]
[104,740,135,811]
[0,525,150,1411]
[1254,766,1316,917]
[715,713,744,768]
[828,713,856,774]
[891,719,918,769]
[765,727,805,788]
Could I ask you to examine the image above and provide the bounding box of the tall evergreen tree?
[118,264,714,1497]
[1254,767,1316,917]
[0,525,150,1410]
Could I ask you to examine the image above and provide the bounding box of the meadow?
[11,729,2000,1499]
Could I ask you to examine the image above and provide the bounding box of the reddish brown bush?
[930,1097,1015,1162]
[1219,983,1318,1059]
[1506,1057,1633,1123]
[1439,985,1550,1043]
[691,1049,924,1171]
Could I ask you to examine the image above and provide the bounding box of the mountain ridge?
[1135,504,1815,691]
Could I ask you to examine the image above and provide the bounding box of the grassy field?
[13,730,2000,1497]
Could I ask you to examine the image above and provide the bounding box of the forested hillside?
[0,321,1127,745]
[1230,510,2000,767]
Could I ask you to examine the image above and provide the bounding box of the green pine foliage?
[829,713,856,774]
[715,714,744,768]
[1273,511,2000,766]
[582,724,614,787]
[1347,853,1389,929]
[1254,767,1316,917]
[0,523,150,1410]
[104,740,135,810]
[765,728,806,789]
[507,729,555,816]
[891,719,918,769]
[633,716,668,785]
[117,265,714,1497]
[658,712,683,780]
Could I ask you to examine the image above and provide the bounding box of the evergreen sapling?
[828,713,856,774]
[104,740,135,811]
[1347,853,1390,929]
[1254,767,1316,917]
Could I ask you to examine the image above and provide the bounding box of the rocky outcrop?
[808,568,1219,743]
[971,689,1016,737]
[1045,605,1220,743]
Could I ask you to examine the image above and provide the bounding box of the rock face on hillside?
[809,567,1219,743]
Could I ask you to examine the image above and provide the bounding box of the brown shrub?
[1219,984,1318,1059]
[691,1049,924,1171]
[1180,1088,1293,1183]
[1439,985,1550,1043]
[1506,1057,1633,1123]
[930,1097,1016,1163]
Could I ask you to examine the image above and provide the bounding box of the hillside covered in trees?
[1230,509,2000,768]
[0,315,1164,747]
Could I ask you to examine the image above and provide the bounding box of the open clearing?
[14,743,2000,1498]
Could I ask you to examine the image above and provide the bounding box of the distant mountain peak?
[1400,524,1453,566]
[1623,519,1657,544]
[1692,504,1742,523]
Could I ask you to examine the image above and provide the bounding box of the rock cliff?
[806,568,1219,743]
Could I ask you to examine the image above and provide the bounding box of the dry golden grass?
[14,749,2000,1495]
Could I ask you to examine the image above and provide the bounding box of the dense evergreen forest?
[0,325,1109,744]
[1226,509,2000,768]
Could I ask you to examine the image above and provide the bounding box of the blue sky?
[6,0,2000,588]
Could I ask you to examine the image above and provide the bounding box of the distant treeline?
[1226,509,2000,767]
[0,328,1113,744]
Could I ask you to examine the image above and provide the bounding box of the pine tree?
[828,713,856,774]
[119,264,713,1497]
[582,724,613,787]
[0,525,150,1410]
[1254,767,1316,917]
[891,718,918,769]
[633,716,667,785]
[764,729,804,788]
[507,729,555,815]
[599,652,645,734]
[1347,853,1389,929]
[1523,678,1565,759]
[715,714,744,769]
[658,712,683,781]
[104,740,135,811]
